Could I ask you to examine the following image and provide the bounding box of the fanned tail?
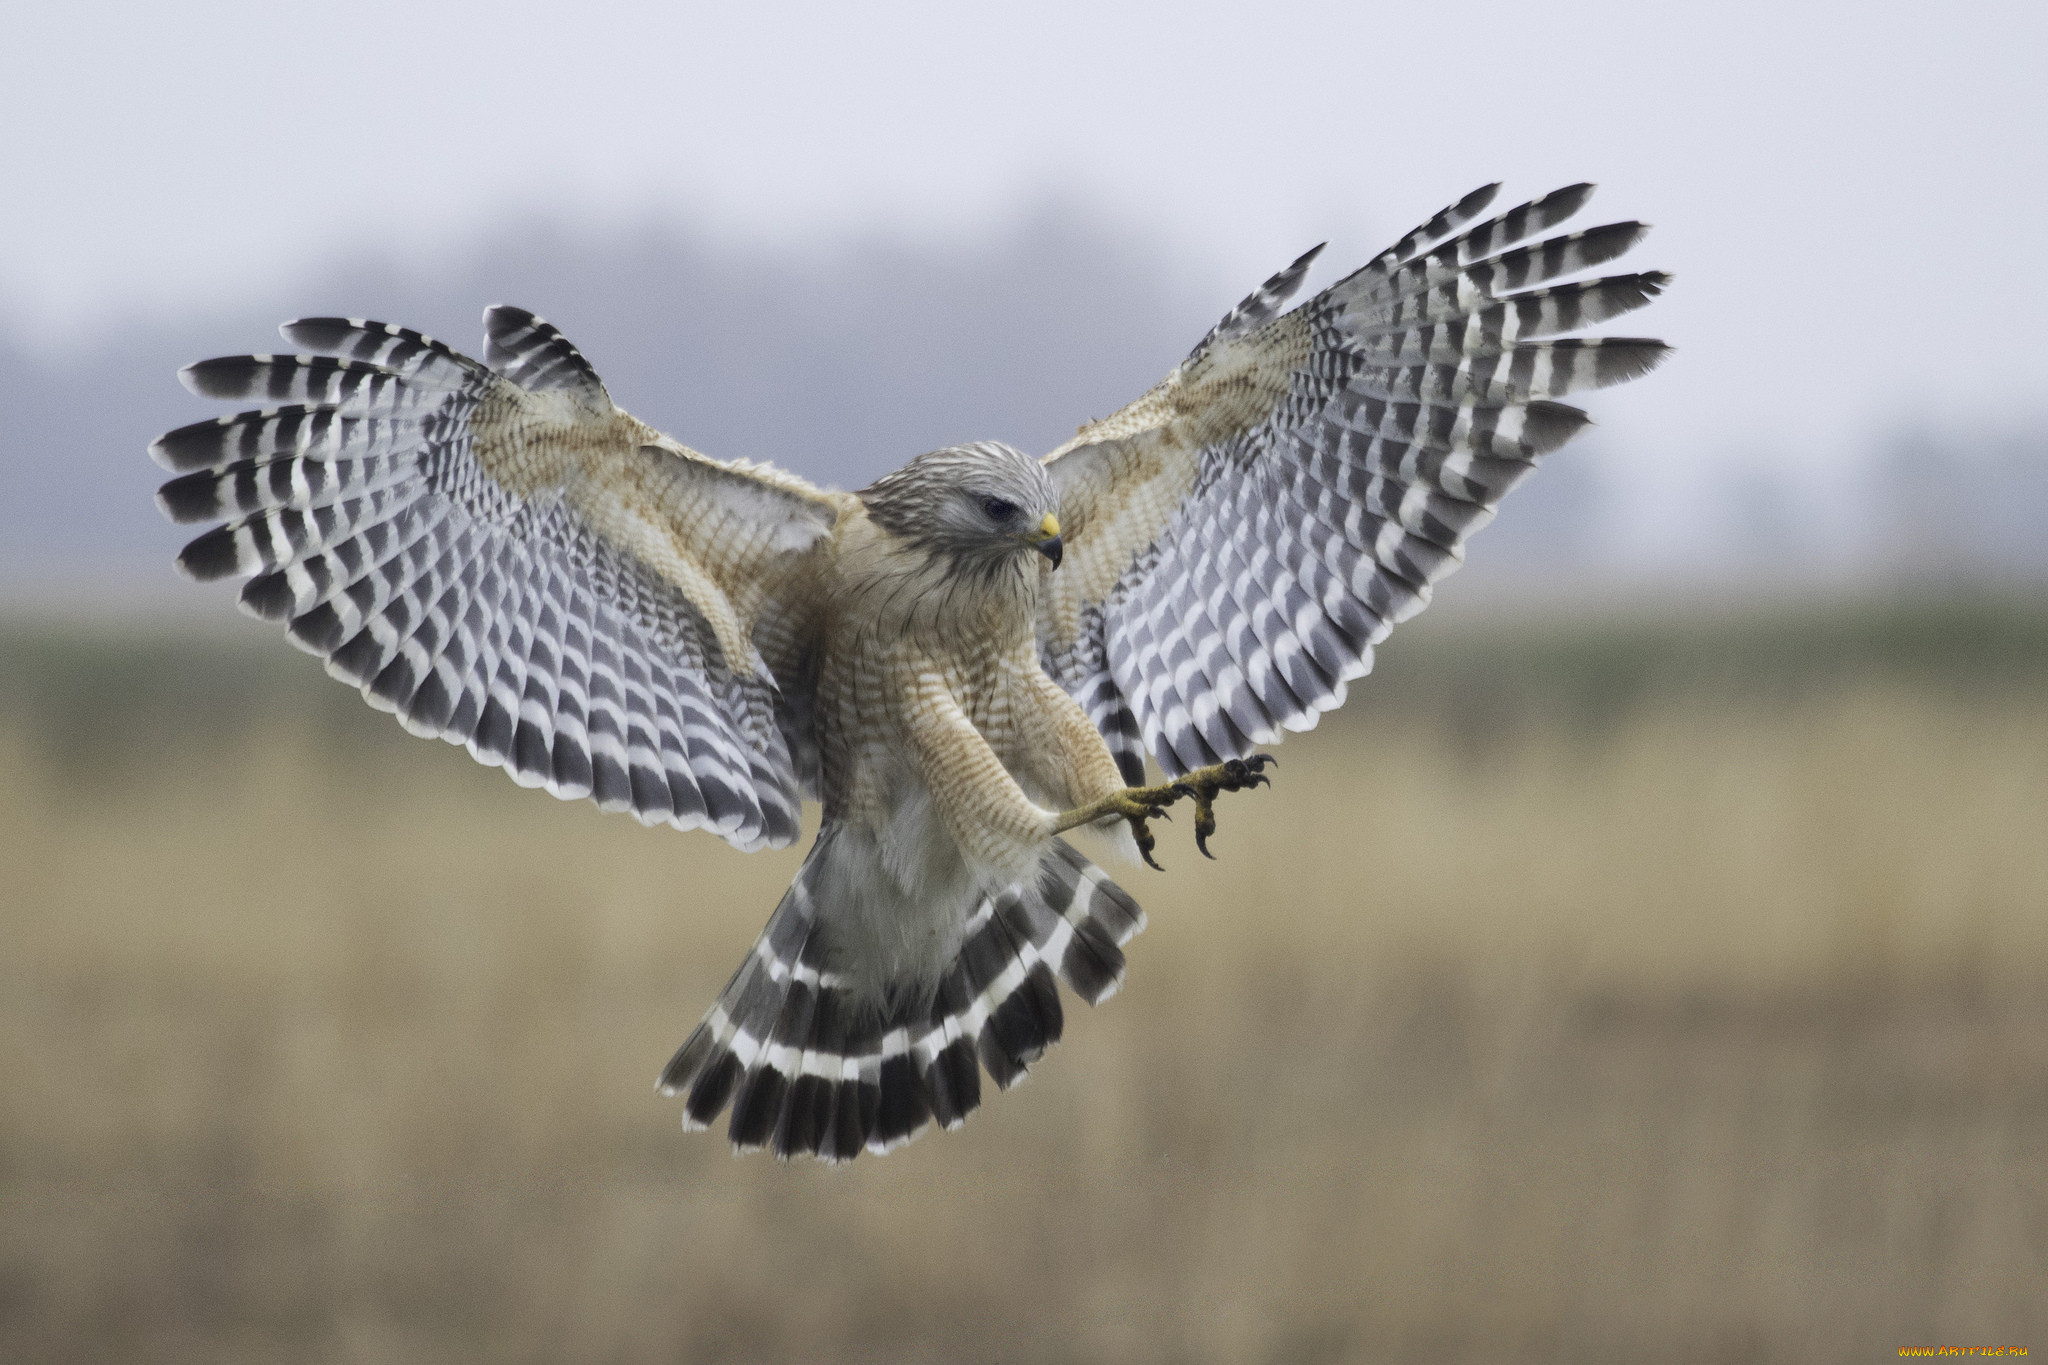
[658,833,1144,1162]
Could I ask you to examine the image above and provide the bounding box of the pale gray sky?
[4,0,2044,570]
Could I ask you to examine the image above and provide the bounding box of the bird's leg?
[1051,755,1276,870]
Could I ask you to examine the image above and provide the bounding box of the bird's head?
[859,441,1063,571]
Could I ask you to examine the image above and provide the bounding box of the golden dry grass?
[3,602,2046,1363]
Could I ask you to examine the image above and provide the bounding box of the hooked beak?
[1031,512,1063,569]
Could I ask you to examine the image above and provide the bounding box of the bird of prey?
[151,183,1667,1161]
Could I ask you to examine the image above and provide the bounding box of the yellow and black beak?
[1030,513,1063,569]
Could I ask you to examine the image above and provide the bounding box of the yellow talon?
[1052,754,1275,869]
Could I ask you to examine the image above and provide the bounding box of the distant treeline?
[7,593,2045,778]
[5,211,2043,594]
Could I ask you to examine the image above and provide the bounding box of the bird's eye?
[981,497,1018,521]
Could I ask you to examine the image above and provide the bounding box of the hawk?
[151,183,1667,1161]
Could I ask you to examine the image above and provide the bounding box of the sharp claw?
[1189,784,1217,858]
[1130,816,1164,871]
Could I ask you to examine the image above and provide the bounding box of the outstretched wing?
[1038,184,1670,781]
[152,308,845,849]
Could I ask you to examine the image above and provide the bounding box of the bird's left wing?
[153,309,845,849]
[1039,184,1670,781]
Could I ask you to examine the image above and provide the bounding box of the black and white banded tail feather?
[1040,182,1671,782]
[150,312,814,852]
[659,832,1145,1161]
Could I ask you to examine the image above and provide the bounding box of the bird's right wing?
[152,309,846,849]
[1038,184,1669,781]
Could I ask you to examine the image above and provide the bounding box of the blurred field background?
[8,4,2048,1360]
[5,594,2046,1364]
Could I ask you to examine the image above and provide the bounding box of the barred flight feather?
[1185,242,1326,364]
[1347,272,1668,368]
[482,305,608,401]
[149,407,425,475]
